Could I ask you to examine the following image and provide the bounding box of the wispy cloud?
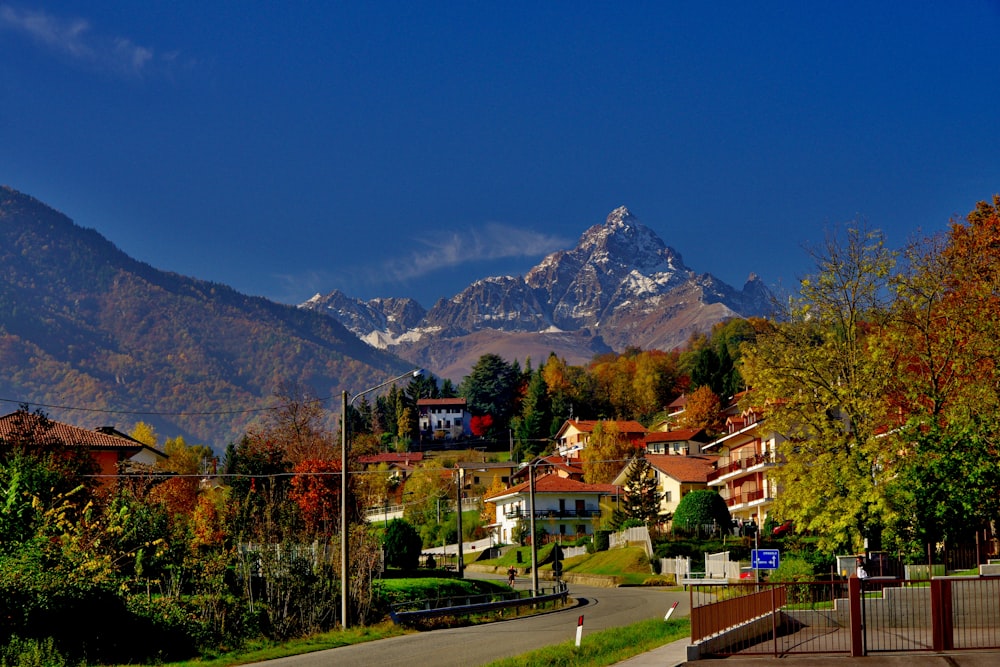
[0,4,168,77]
[271,223,571,304]
[380,223,569,283]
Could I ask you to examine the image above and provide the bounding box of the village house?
[485,473,619,544]
[457,460,518,493]
[510,453,585,484]
[0,411,168,478]
[612,453,719,520]
[357,451,424,484]
[417,397,471,441]
[554,418,648,456]
[643,427,709,455]
[701,404,783,525]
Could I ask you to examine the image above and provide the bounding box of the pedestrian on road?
[855,555,869,579]
[507,566,517,587]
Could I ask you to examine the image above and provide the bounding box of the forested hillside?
[0,187,411,447]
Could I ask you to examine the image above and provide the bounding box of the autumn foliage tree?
[676,385,724,435]
[289,458,342,535]
[581,421,635,484]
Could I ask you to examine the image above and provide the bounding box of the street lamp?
[341,368,422,628]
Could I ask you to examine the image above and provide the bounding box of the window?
[663,491,672,502]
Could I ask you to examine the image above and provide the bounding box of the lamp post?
[341,368,421,629]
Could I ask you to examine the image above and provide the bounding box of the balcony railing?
[721,488,770,508]
[707,453,776,483]
[504,508,601,519]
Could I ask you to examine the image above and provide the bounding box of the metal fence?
[388,581,569,624]
[690,582,849,657]
[690,576,1000,658]
[863,576,1000,653]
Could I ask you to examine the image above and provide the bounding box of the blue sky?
[2,2,999,309]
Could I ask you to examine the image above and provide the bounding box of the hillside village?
[4,197,1000,665]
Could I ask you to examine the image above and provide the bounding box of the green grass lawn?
[481,617,690,667]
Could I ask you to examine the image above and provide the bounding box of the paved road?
[248,581,689,667]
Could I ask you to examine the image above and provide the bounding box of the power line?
[0,394,333,417]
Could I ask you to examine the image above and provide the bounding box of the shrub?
[671,490,731,537]
[768,556,816,605]
[0,636,71,667]
[594,530,611,552]
[383,519,422,569]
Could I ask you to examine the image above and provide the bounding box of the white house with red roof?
[417,397,471,440]
[643,427,709,455]
[484,472,619,544]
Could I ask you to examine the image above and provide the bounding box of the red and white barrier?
[575,614,584,647]
[664,601,679,621]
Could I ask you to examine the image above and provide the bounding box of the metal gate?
[863,576,1000,653]
[690,576,1000,658]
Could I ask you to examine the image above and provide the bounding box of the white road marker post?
[575,615,584,647]
[664,601,679,621]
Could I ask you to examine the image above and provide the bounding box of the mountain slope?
[0,186,412,447]
[303,206,774,380]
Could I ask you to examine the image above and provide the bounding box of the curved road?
[250,580,689,667]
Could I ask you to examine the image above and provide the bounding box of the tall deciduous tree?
[741,224,897,553]
[677,385,724,435]
[581,421,634,484]
[878,198,1000,557]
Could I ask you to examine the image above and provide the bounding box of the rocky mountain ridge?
[302,207,774,379]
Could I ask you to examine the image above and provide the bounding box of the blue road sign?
[752,548,780,569]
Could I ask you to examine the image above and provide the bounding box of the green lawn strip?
[115,622,412,667]
[379,577,510,605]
[480,617,690,667]
[559,547,648,575]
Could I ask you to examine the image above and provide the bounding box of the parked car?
[772,519,794,537]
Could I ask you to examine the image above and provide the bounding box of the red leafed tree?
[289,458,341,535]
[470,413,493,437]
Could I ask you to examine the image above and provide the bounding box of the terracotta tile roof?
[645,454,719,483]
[358,452,424,465]
[457,461,518,470]
[0,412,148,450]
[565,419,648,434]
[485,472,618,501]
[416,398,467,407]
[645,428,706,443]
[511,454,584,480]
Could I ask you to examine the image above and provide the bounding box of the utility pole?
[529,462,539,596]
[456,470,464,577]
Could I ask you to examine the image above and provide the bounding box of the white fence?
[609,525,654,559]
[660,555,691,579]
[560,545,589,559]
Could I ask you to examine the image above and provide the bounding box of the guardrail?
[389,581,569,624]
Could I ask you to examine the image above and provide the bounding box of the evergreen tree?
[512,368,552,459]
[460,354,524,439]
[619,450,662,524]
